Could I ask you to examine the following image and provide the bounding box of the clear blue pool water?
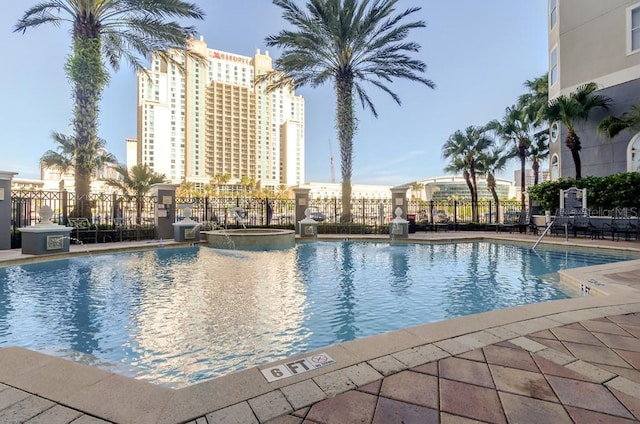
[0,241,637,387]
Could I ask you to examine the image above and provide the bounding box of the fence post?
[429,200,434,224]
[62,190,69,225]
[453,201,458,229]
[489,200,493,224]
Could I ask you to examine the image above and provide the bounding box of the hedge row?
[528,172,640,213]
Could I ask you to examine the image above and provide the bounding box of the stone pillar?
[0,171,18,250]
[293,187,311,233]
[390,187,409,220]
[151,183,177,240]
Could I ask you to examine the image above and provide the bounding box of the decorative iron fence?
[10,190,525,248]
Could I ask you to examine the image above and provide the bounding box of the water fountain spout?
[232,207,247,229]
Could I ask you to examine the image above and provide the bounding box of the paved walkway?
[0,233,639,423]
[254,312,640,424]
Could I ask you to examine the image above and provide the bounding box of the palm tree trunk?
[571,149,582,179]
[68,35,107,219]
[469,165,479,222]
[336,73,355,223]
[462,170,474,220]
[565,129,582,179]
[487,173,499,224]
[136,196,143,225]
[519,153,526,212]
[532,161,540,185]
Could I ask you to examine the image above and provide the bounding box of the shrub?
[528,172,640,213]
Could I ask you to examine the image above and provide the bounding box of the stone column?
[151,183,177,240]
[390,187,409,220]
[293,187,311,233]
[0,171,18,250]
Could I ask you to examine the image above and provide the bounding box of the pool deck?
[1,232,640,423]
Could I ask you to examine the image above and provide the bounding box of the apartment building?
[134,36,305,189]
[548,0,640,179]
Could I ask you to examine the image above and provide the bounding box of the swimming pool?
[0,241,637,387]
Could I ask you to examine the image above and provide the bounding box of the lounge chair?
[569,210,592,237]
[550,210,572,237]
[604,216,638,241]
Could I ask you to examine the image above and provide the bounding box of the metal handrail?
[532,220,555,251]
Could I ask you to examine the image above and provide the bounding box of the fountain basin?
[203,228,295,251]
[20,225,73,255]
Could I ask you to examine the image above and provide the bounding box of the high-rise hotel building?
[134,36,305,189]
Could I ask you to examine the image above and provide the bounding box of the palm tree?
[488,105,536,211]
[410,182,424,200]
[15,1,204,219]
[177,180,198,198]
[598,102,640,139]
[266,0,434,222]
[275,184,290,200]
[518,74,549,127]
[545,82,612,179]
[41,132,117,185]
[239,176,257,196]
[442,126,492,222]
[202,183,216,199]
[476,146,509,224]
[527,133,549,185]
[212,173,231,196]
[103,164,167,225]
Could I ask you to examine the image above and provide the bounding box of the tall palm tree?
[518,74,549,127]
[442,126,492,222]
[488,105,535,211]
[545,82,611,179]
[103,164,167,224]
[527,133,549,185]
[598,102,640,139]
[476,146,508,223]
[41,132,117,181]
[15,1,204,218]
[266,0,434,222]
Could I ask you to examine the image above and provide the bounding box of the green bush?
[528,172,640,213]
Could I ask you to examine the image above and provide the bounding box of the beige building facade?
[134,37,305,190]
[548,0,640,178]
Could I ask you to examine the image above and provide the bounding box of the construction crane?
[328,139,336,183]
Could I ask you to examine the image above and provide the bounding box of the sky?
[0,1,548,186]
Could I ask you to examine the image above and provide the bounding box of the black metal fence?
[10,189,524,248]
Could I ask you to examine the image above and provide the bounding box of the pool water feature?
[0,241,637,387]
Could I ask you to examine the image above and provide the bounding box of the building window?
[629,3,640,54]
[549,0,557,29]
[550,47,558,86]
[628,132,640,172]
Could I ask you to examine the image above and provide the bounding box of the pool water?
[0,241,637,387]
